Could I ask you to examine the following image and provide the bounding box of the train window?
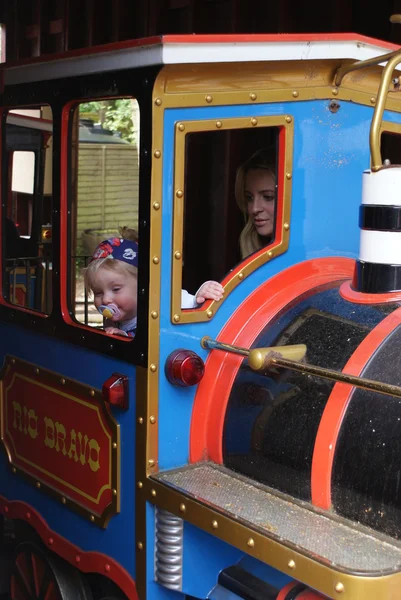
[171,116,293,324]
[380,125,401,165]
[11,151,35,197]
[68,99,140,333]
[2,107,53,314]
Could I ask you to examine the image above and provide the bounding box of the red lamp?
[165,349,205,387]
[102,373,129,409]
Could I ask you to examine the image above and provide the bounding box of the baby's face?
[92,267,137,322]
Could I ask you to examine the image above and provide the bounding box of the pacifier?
[98,303,121,320]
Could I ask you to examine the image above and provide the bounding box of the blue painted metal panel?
[181,522,243,597]
[156,100,401,471]
[0,322,137,579]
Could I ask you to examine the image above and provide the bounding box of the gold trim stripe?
[146,477,401,600]
[171,115,293,324]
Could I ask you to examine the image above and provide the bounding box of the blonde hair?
[83,225,138,294]
[235,149,276,259]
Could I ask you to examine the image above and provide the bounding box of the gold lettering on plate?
[12,401,101,472]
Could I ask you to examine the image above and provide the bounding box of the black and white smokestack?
[353,166,401,293]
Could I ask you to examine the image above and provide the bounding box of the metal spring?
[155,508,183,590]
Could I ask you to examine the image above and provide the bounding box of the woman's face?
[244,168,276,238]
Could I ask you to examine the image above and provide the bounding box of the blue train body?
[1,31,401,600]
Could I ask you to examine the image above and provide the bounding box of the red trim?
[59,101,131,341]
[277,582,326,599]
[277,582,298,599]
[0,496,138,600]
[311,305,401,510]
[60,101,76,324]
[60,101,92,325]
[190,258,354,464]
[339,280,401,304]
[1,33,397,70]
[163,32,398,50]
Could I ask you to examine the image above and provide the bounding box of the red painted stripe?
[163,32,398,50]
[0,496,138,600]
[277,582,297,599]
[59,101,133,341]
[190,258,354,464]
[59,102,72,323]
[339,280,401,304]
[277,582,326,599]
[311,305,401,510]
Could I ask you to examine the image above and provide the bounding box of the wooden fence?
[77,142,139,255]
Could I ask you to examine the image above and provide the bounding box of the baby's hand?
[105,327,128,337]
[196,280,224,304]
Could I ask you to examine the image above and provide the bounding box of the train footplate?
[152,462,401,575]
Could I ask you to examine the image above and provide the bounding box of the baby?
[85,236,224,337]
[84,237,139,336]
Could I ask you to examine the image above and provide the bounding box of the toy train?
[1,28,401,600]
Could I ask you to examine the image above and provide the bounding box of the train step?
[153,462,401,576]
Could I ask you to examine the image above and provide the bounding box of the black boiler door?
[333,322,401,539]
[223,282,398,501]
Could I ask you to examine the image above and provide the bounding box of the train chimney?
[353,165,401,293]
[351,45,401,294]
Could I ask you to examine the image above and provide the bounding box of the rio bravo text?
[12,401,101,472]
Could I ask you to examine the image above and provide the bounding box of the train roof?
[6,113,53,132]
[6,114,129,144]
[2,33,400,86]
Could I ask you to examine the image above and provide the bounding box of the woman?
[235,149,277,259]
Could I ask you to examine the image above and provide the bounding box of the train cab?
[2,31,401,600]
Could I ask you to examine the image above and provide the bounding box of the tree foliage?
[79,99,138,144]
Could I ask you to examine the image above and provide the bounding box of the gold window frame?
[171,115,294,324]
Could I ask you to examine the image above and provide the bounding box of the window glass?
[11,151,35,197]
[381,130,401,165]
[3,107,53,314]
[69,99,140,332]
[182,127,279,300]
